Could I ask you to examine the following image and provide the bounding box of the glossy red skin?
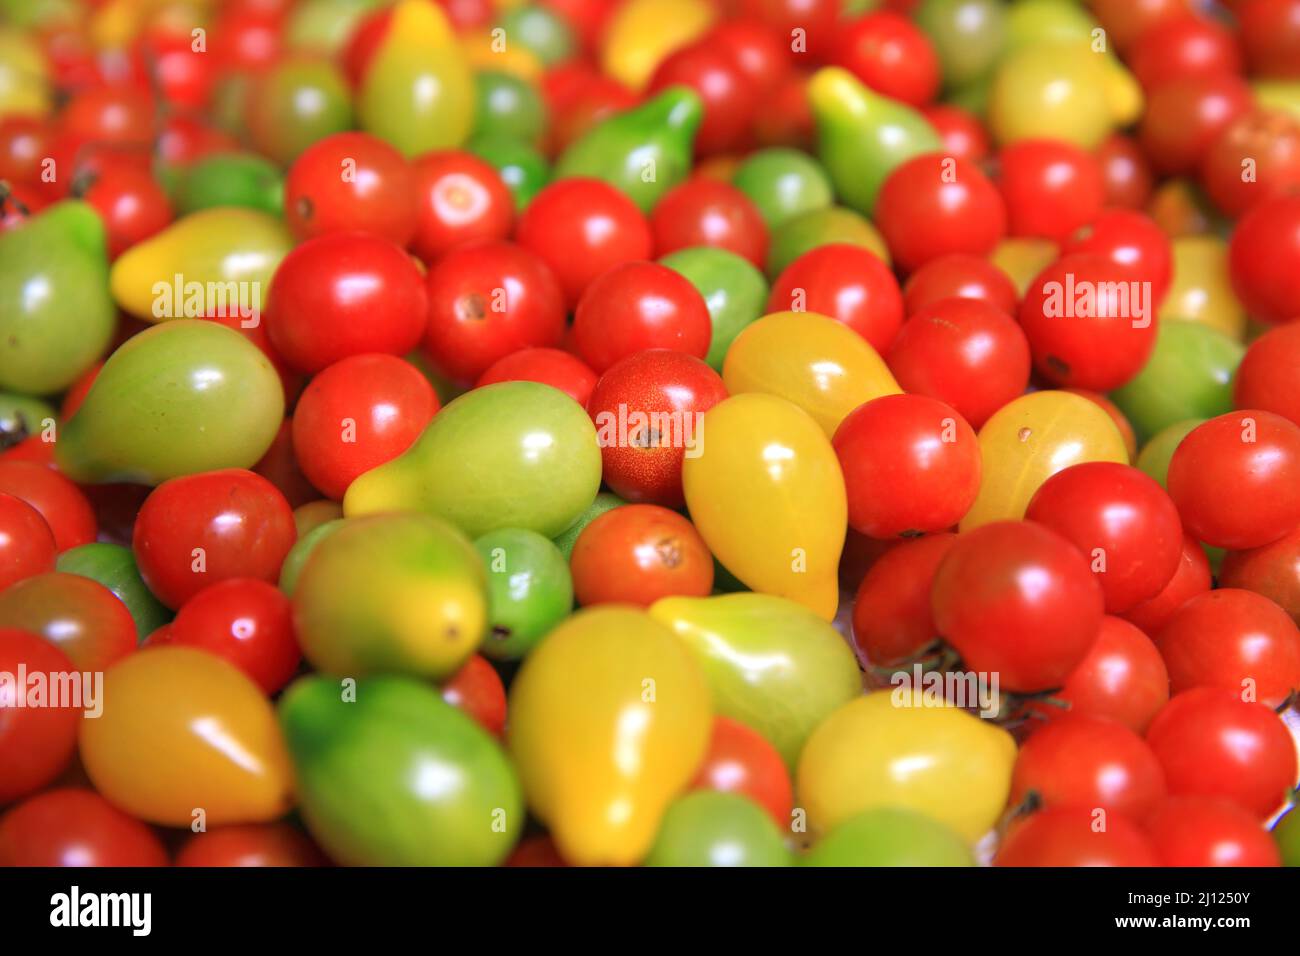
[0,116,52,191]
[409,150,514,265]
[1018,253,1159,391]
[1084,0,1190,52]
[767,244,905,353]
[1145,687,1298,819]
[1025,462,1183,613]
[0,628,80,803]
[851,532,955,667]
[1139,72,1254,176]
[1200,110,1300,218]
[901,253,1017,317]
[1043,616,1169,734]
[586,349,727,507]
[735,0,840,59]
[1011,714,1167,819]
[1142,796,1281,867]
[0,573,135,671]
[440,653,507,738]
[570,504,714,607]
[1095,133,1155,210]
[1155,588,1300,707]
[1167,410,1300,550]
[650,178,769,269]
[648,40,759,155]
[1063,389,1139,462]
[997,140,1105,243]
[832,394,980,539]
[254,419,322,511]
[571,261,712,373]
[1228,194,1300,325]
[709,18,792,98]
[476,348,599,407]
[1234,310,1300,429]
[1127,14,1242,91]
[1221,527,1300,624]
[874,154,1006,274]
[994,807,1158,867]
[515,178,653,309]
[292,354,439,500]
[0,460,97,552]
[133,469,296,610]
[165,578,301,695]
[829,10,939,107]
[931,521,1105,693]
[1122,533,1213,637]
[0,789,169,867]
[135,27,216,111]
[283,132,416,245]
[690,716,794,827]
[921,105,989,163]
[175,823,330,867]
[885,296,1032,429]
[1237,0,1300,78]
[0,493,56,592]
[266,232,428,374]
[210,8,284,71]
[1061,209,1173,307]
[59,85,155,147]
[423,240,567,384]
[752,69,814,150]
[81,155,175,262]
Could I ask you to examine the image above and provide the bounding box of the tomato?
[1095,133,1155,210]
[1123,532,1214,637]
[994,807,1158,867]
[586,349,727,507]
[292,354,438,501]
[515,178,653,308]
[996,140,1105,243]
[266,232,428,374]
[0,628,80,803]
[571,261,712,373]
[1221,527,1300,624]
[689,716,793,828]
[175,823,330,867]
[409,150,514,264]
[133,469,296,609]
[1238,0,1300,78]
[0,573,135,671]
[931,520,1105,692]
[851,532,955,667]
[709,18,791,99]
[201,312,303,406]
[477,348,599,407]
[77,162,173,260]
[59,86,155,148]
[886,297,1031,429]
[1200,110,1300,218]
[767,243,904,353]
[829,11,940,108]
[649,178,769,270]
[833,394,980,539]
[1060,209,1173,307]
[1127,14,1242,91]
[1024,462,1183,613]
[874,154,1006,274]
[921,104,991,164]
[1167,410,1300,550]
[0,460,96,552]
[1089,0,1192,53]
[440,653,507,737]
[1042,615,1169,734]
[1228,194,1300,325]
[1146,687,1298,819]
[644,790,790,866]
[0,789,168,867]
[1139,72,1253,176]
[647,40,759,156]
[423,240,567,383]
[1143,795,1282,867]
[283,131,416,245]
[1235,322,1300,428]
[901,253,1017,317]
[1064,389,1139,463]
[570,504,714,607]
[0,116,52,192]
[0,493,55,592]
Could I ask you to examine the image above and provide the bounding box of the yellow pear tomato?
[1158,235,1248,341]
[599,0,715,90]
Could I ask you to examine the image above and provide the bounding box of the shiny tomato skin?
[901,254,1017,317]
[1095,133,1155,210]
[0,460,97,552]
[997,140,1105,243]
[1044,615,1169,734]
[690,716,794,827]
[1139,73,1254,176]
[1234,322,1300,428]
[851,532,956,667]
[586,349,727,507]
[79,162,174,259]
[266,232,429,374]
[1143,795,1282,867]
[1127,14,1243,91]
[1200,110,1300,218]
[571,262,712,373]
[423,240,567,383]
[1227,194,1300,325]
[440,653,507,738]
[570,504,714,607]
[829,11,940,108]
[0,628,81,803]
[0,493,56,592]
[647,41,759,156]
[0,573,135,671]
[1122,533,1213,637]
[283,131,416,245]
[710,18,791,98]
[1060,209,1173,307]
[175,823,330,867]
[476,348,599,407]
[994,806,1158,866]
[921,105,990,164]
[1220,527,1300,624]
[133,469,297,609]
[409,150,514,264]
[59,86,154,147]
[767,244,905,353]
[0,789,169,867]
[1238,0,1300,79]
[650,178,769,269]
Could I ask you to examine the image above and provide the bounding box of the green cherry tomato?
[732,148,834,229]
[246,58,354,166]
[1136,419,1205,489]
[551,492,627,560]
[467,135,552,211]
[803,808,975,866]
[473,528,573,661]
[765,205,891,278]
[473,71,547,146]
[659,247,768,371]
[278,517,346,597]
[171,152,284,216]
[915,0,1007,90]
[644,791,790,867]
[56,543,172,642]
[0,393,56,446]
[499,5,576,66]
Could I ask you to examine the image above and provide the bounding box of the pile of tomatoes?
[1,0,1300,869]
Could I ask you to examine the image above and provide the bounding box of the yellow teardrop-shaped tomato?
[599,0,715,91]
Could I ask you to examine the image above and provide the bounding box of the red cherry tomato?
[283,131,417,245]
[997,140,1105,243]
[1228,193,1300,325]
[210,7,284,71]
[920,104,990,164]
[1238,0,1300,79]
[649,177,769,269]
[648,40,759,156]
[1234,321,1300,428]
[709,18,792,99]
[690,716,794,827]
[0,493,56,592]
[266,232,428,374]
[752,69,814,150]
[135,25,217,111]
[1142,795,1282,867]
[1045,615,1170,734]
[133,468,296,609]
[1090,0,1196,53]
[931,521,1105,693]
[1127,14,1243,91]
[0,628,81,803]
[1139,72,1253,176]
[1095,133,1155,210]
[0,788,169,867]
[886,296,1032,429]
[59,85,155,147]
[0,116,53,191]
[902,253,1018,317]
[571,261,712,373]
[829,10,940,108]
[570,504,714,607]
[1060,209,1173,307]
[476,348,599,407]
[994,807,1158,867]
[1220,527,1300,624]
[409,150,514,264]
[440,653,507,737]
[735,0,840,59]
[423,239,567,383]
[851,532,955,667]
[586,349,727,507]
[1167,410,1300,550]
[515,178,653,308]
[1200,109,1300,218]
[253,419,320,511]
[76,162,173,259]
[767,244,905,353]
[1122,532,1213,637]
[0,573,135,671]
[175,823,330,867]
[0,460,97,552]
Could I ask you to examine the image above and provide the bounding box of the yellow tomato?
[722,311,900,438]
[1158,236,1248,341]
[464,30,545,82]
[959,390,1128,531]
[599,0,715,90]
[682,393,846,620]
[79,647,294,826]
[796,691,1016,842]
[990,238,1059,298]
[0,28,51,118]
[508,606,711,866]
